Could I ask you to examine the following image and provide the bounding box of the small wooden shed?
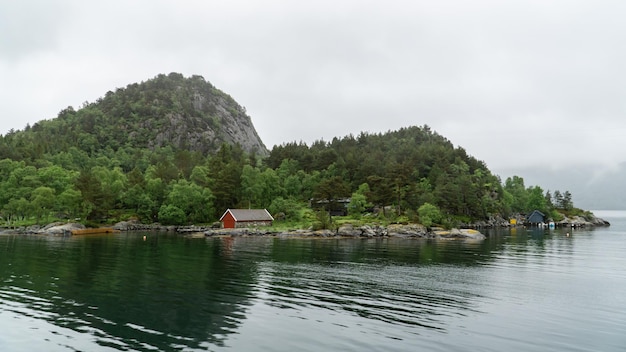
[526,210,545,225]
[219,209,274,229]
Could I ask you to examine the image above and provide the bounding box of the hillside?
[0,73,267,161]
[265,126,505,221]
[0,73,590,227]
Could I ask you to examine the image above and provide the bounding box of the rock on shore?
[203,224,485,240]
[3,219,485,240]
[433,228,486,240]
[557,214,611,227]
[0,222,86,235]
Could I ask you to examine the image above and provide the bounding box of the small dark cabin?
[310,198,350,216]
[526,210,545,225]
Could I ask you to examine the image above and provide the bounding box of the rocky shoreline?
[1,221,485,240]
[203,224,487,240]
[2,213,610,240]
[460,213,611,228]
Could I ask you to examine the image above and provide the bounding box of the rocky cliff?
[133,73,268,155]
[5,72,268,159]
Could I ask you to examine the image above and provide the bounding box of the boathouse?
[219,209,274,229]
[526,210,545,225]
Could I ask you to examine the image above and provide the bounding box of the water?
[1,212,625,351]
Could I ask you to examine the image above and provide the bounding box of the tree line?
[0,73,584,227]
[0,123,581,227]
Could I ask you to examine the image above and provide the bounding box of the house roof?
[526,210,546,223]
[220,209,274,222]
[527,210,545,218]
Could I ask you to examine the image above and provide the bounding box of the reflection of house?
[526,210,545,225]
[220,209,274,229]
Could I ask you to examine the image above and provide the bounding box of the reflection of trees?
[485,227,576,267]
[264,237,505,333]
[0,233,258,351]
[0,231,584,348]
[269,237,503,266]
[259,233,577,334]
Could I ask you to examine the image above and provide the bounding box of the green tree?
[127,166,145,187]
[526,186,548,214]
[58,188,83,219]
[209,144,244,216]
[164,179,213,223]
[347,183,371,219]
[268,197,303,221]
[37,165,77,194]
[158,204,186,225]
[313,176,350,222]
[3,197,31,225]
[92,166,127,210]
[144,173,166,221]
[31,186,55,224]
[562,191,573,211]
[414,177,436,206]
[74,169,107,220]
[544,190,554,209]
[122,185,154,222]
[503,176,528,213]
[433,171,460,215]
[348,192,368,219]
[258,168,283,207]
[190,165,210,188]
[367,175,394,216]
[283,174,303,199]
[553,190,563,209]
[240,165,263,208]
[418,202,441,228]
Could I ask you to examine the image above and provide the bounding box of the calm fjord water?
[1,212,625,351]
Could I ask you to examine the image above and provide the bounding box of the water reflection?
[255,237,501,335]
[258,261,486,332]
[0,227,618,351]
[0,233,259,351]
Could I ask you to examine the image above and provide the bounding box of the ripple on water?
[256,261,487,336]
[2,231,626,351]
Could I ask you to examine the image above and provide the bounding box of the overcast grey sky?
[1,0,625,174]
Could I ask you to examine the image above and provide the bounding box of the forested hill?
[0,72,267,161]
[264,127,586,225]
[266,126,506,221]
[0,73,580,227]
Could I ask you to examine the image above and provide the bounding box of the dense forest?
[0,73,580,228]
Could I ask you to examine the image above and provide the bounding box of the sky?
[2,0,625,176]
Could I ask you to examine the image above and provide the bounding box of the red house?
[219,209,274,229]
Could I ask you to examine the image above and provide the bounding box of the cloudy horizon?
[2,0,625,176]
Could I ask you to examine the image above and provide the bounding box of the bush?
[158,205,186,225]
[550,210,564,222]
[418,203,442,228]
[312,209,334,230]
[268,197,303,221]
[347,192,368,219]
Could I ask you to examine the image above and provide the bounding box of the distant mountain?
[0,72,267,160]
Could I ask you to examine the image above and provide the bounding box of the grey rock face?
[116,73,269,157]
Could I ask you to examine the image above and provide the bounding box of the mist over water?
[1,214,625,351]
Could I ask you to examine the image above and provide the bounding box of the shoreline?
[0,221,484,240]
[0,215,611,240]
